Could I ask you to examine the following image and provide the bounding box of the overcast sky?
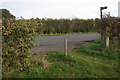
[0,0,120,19]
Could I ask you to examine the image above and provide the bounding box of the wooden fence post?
[64,38,68,56]
[106,27,110,48]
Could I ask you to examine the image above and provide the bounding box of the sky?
[0,0,120,19]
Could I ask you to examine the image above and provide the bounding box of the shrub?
[2,25,35,72]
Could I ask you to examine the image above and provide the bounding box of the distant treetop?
[0,9,16,19]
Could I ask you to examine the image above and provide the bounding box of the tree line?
[2,17,96,34]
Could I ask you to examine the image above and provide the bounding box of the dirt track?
[31,33,100,54]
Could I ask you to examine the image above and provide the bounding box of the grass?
[36,32,96,36]
[75,40,119,60]
[3,40,119,78]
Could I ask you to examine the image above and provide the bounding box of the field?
[3,40,119,78]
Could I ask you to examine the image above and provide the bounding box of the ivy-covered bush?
[2,20,35,71]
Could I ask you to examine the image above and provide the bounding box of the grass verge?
[3,40,119,78]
